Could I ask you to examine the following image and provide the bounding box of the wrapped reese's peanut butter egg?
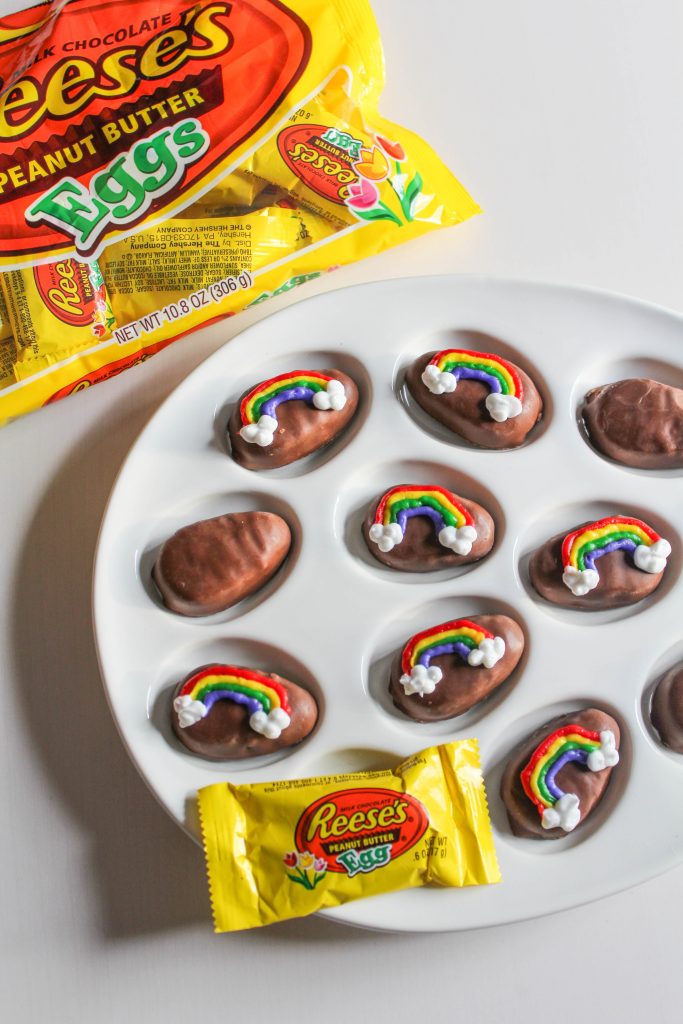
[198,741,500,932]
[0,259,116,380]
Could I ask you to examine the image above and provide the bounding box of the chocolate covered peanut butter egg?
[501,708,620,839]
[406,348,542,449]
[529,514,670,610]
[651,664,683,753]
[153,511,291,616]
[390,615,524,722]
[229,368,359,469]
[363,484,495,572]
[172,664,318,760]
[582,378,683,469]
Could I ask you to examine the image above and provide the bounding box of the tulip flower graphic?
[376,134,406,162]
[344,177,403,227]
[283,849,328,890]
[345,178,380,211]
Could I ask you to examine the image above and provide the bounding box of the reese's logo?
[294,787,429,876]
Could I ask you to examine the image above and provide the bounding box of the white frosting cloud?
[587,729,619,771]
[421,363,456,395]
[312,379,347,411]
[173,695,208,729]
[542,792,581,832]
[369,522,404,552]
[399,664,442,696]
[485,393,523,422]
[633,538,671,574]
[467,635,505,669]
[562,565,600,596]
[239,413,278,447]
[249,706,291,739]
[438,524,477,555]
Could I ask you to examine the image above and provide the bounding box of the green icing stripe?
[576,530,643,571]
[414,633,478,662]
[440,359,511,394]
[535,739,600,804]
[194,682,271,712]
[388,495,459,527]
[252,379,326,420]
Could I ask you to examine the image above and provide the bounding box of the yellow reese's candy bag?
[198,741,500,932]
[0,0,480,424]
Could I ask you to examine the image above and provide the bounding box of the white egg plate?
[93,276,683,931]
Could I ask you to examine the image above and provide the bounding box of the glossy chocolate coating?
[582,378,683,469]
[501,708,620,840]
[529,522,666,610]
[172,666,318,760]
[651,664,683,753]
[362,487,495,572]
[153,511,291,616]
[390,614,524,722]
[406,351,542,449]
[228,368,359,470]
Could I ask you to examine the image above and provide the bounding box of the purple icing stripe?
[584,538,637,571]
[396,506,445,536]
[418,642,472,667]
[545,748,590,800]
[202,690,262,717]
[261,386,316,418]
[454,368,502,393]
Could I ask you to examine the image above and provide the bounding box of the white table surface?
[2,0,682,1019]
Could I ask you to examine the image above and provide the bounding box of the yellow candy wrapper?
[198,741,500,932]
[0,0,480,425]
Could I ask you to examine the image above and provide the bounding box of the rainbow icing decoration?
[421,348,524,422]
[399,618,505,696]
[239,370,347,446]
[173,665,292,739]
[521,724,619,832]
[561,515,671,596]
[369,485,478,555]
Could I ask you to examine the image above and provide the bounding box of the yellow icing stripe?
[382,489,467,526]
[568,523,651,565]
[188,673,282,708]
[528,733,596,795]
[243,372,329,422]
[435,353,515,393]
[412,626,484,661]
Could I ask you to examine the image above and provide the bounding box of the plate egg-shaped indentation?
[149,635,325,774]
[336,457,505,584]
[394,329,551,451]
[484,699,630,857]
[364,593,529,736]
[572,356,683,478]
[515,499,680,626]
[639,641,683,763]
[138,490,302,624]
[217,349,372,477]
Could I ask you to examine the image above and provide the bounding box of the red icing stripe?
[560,515,660,566]
[428,348,523,399]
[239,370,332,424]
[179,664,291,714]
[373,484,471,525]
[519,724,601,807]
[401,618,493,674]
